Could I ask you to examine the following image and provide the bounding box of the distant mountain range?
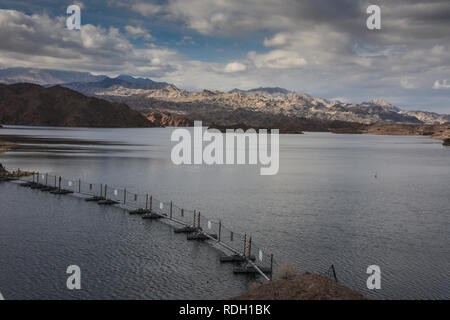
[0,67,106,85]
[0,67,449,127]
[229,87,293,98]
[88,84,450,126]
[61,75,170,95]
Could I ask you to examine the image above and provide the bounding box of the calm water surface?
[0,125,449,299]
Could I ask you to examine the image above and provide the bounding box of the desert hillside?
[0,83,154,128]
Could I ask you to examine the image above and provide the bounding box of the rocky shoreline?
[208,122,450,146]
[328,123,450,146]
[234,273,366,300]
[0,162,34,177]
[363,123,450,146]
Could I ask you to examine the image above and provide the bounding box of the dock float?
[220,254,255,263]
[49,189,74,195]
[85,196,105,202]
[97,199,119,205]
[187,232,218,241]
[233,265,272,275]
[142,213,165,220]
[30,184,46,190]
[40,187,57,192]
[128,208,151,215]
[174,226,197,234]
[19,182,35,187]
[0,176,16,182]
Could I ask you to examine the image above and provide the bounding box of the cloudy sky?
[0,0,449,112]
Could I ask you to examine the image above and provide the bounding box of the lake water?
[0,125,449,299]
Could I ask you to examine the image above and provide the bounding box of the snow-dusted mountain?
[87,85,450,125]
[61,76,170,95]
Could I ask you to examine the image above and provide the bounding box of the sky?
[0,0,449,113]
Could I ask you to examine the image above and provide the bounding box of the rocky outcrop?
[0,83,154,128]
[363,123,450,144]
[366,123,450,138]
[0,163,7,175]
[144,111,193,127]
[431,125,450,140]
[0,163,34,177]
[234,273,366,300]
[366,124,440,136]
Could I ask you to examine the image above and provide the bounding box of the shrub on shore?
[0,162,34,177]
[234,272,367,300]
[274,263,298,280]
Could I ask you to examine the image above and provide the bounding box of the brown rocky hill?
[234,273,366,300]
[143,110,193,127]
[0,83,154,128]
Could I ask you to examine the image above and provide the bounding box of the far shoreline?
[1,122,449,146]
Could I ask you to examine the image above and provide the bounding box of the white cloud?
[130,3,162,16]
[224,62,246,73]
[0,9,262,92]
[331,97,350,103]
[72,1,86,10]
[161,0,450,47]
[433,80,450,90]
[263,33,289,47]
[176,35,196,45]
[248,50,307,69]
[163,0,296,35]
[124,25,152,40]
[261,26,353,66]
[400,77,417,89]
[0,10,177,76]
